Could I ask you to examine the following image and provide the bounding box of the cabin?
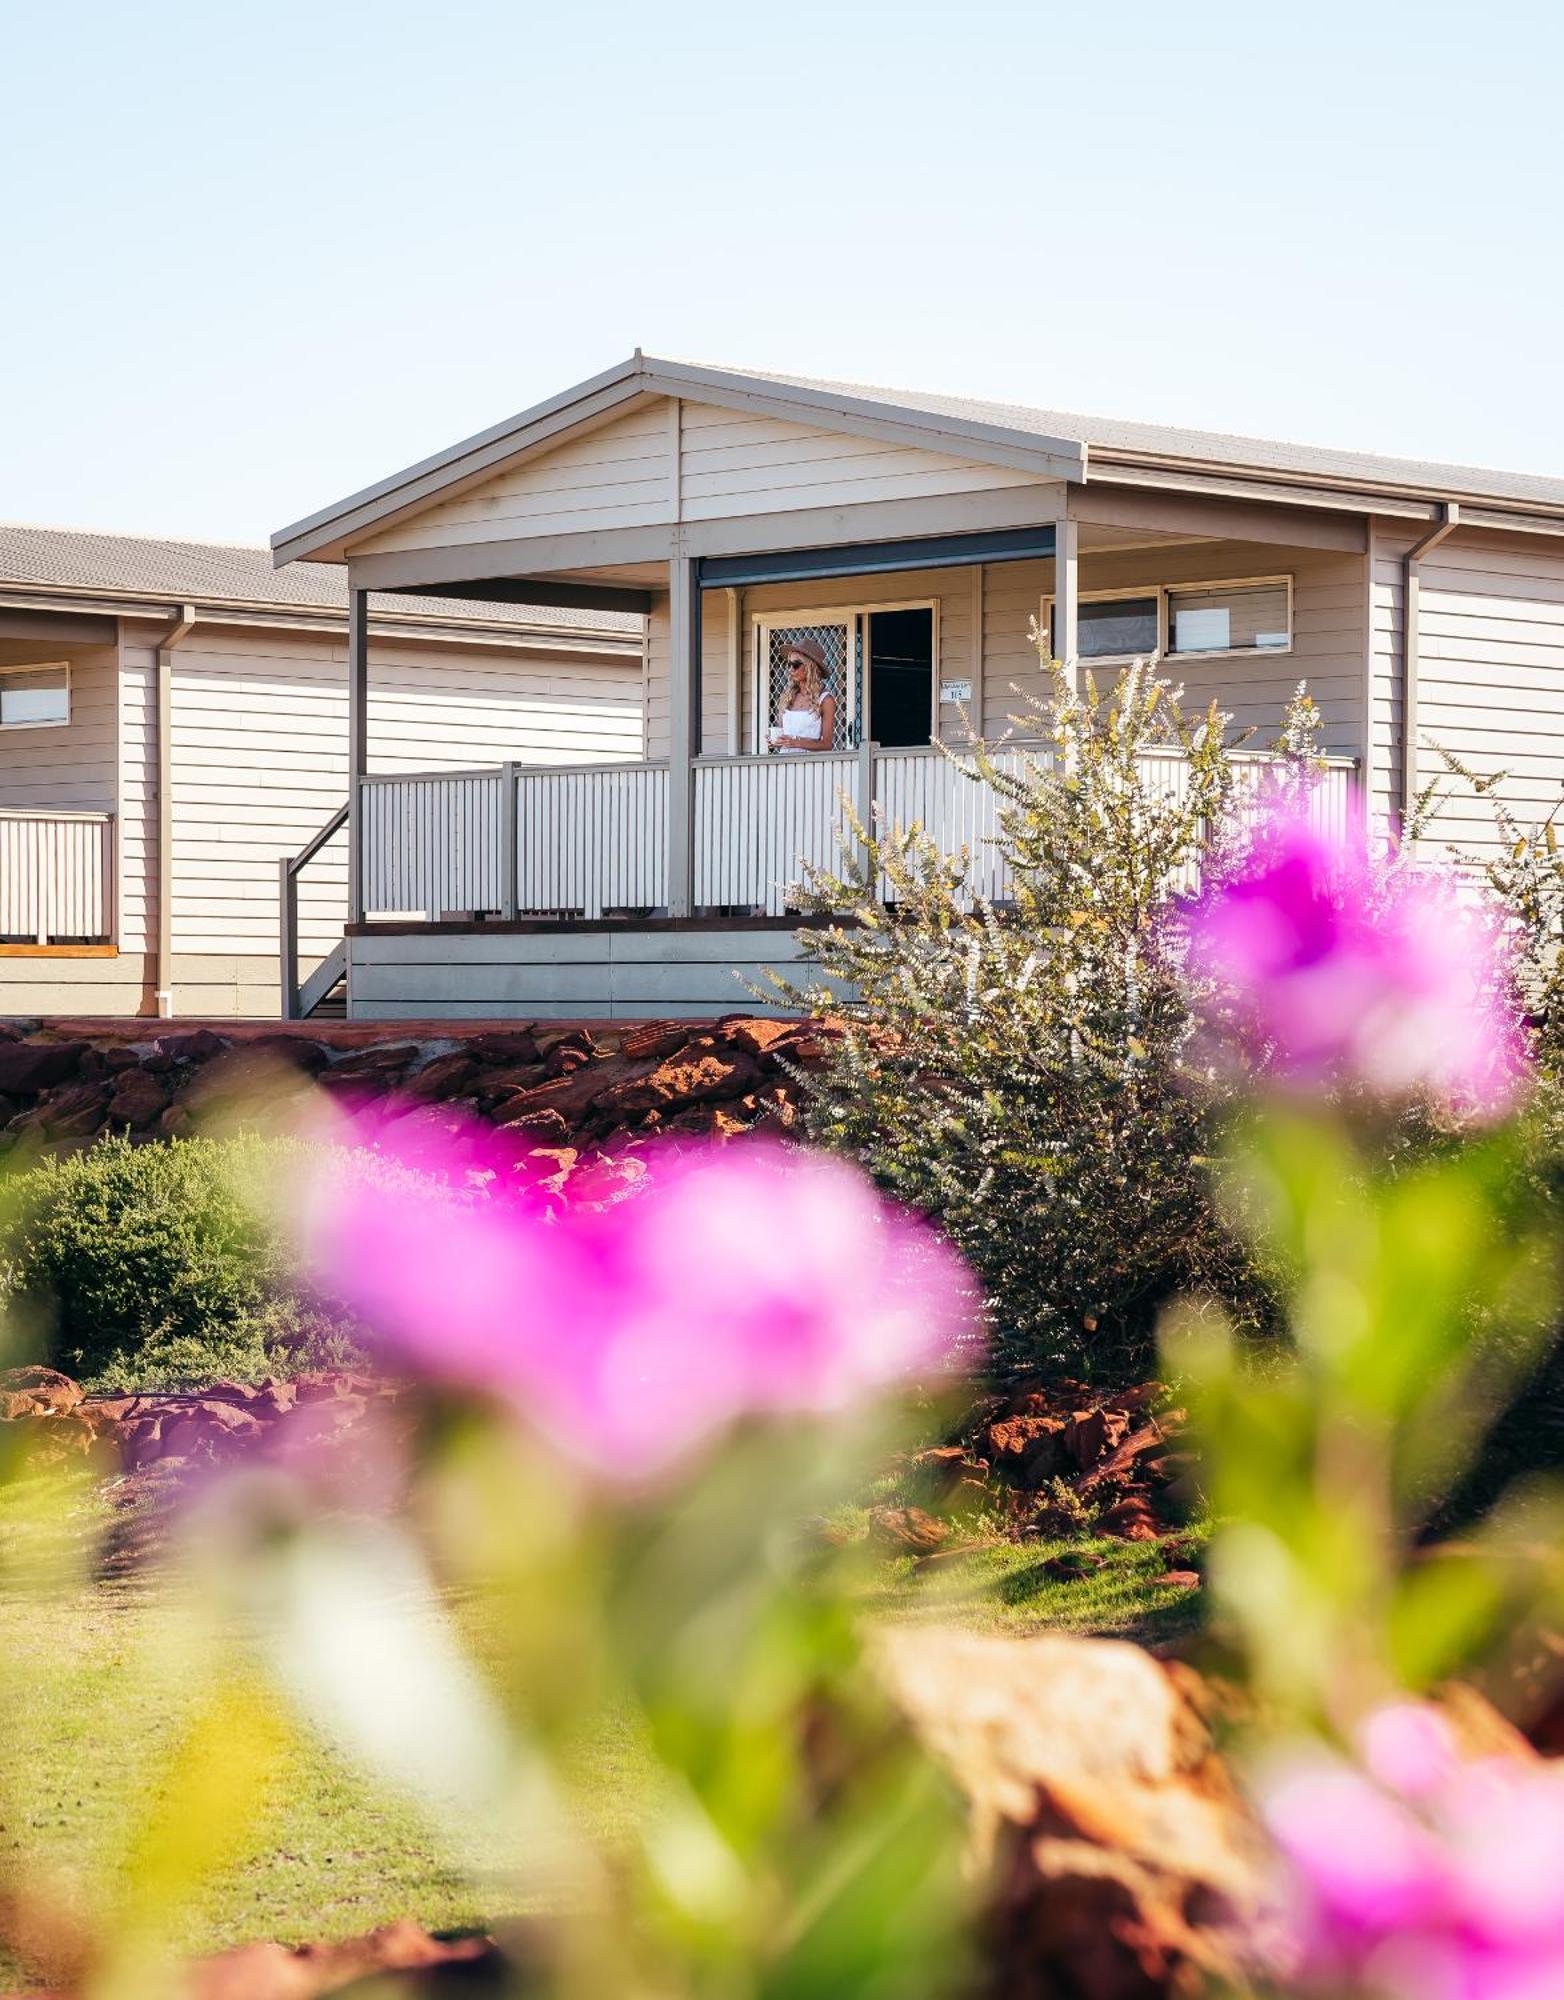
[0,526,643,1017]
[269,353,1564,1023]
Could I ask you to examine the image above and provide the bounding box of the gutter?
[154,604,196,1017]
[1401,503,1459,837]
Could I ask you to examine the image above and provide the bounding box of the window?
[1043,578,1293,663]
[754,603,938,750]
[0,662,69,728]
[1050,594,1160,662]
[1168,581,1291,657]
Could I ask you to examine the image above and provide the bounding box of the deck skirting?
[347,920,838,1021]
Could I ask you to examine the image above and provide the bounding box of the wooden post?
[346,585,369,923]
[500,761,519,918]
[667,555,701,918]
[278,859,299,1019]
[856,736,877,884]
[1054,514,1079,696]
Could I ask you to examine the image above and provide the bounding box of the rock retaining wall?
[0,1016,832,1170]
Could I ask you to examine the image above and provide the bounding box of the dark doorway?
[866,607,934,747]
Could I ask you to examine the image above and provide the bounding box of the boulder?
[620,1019,694,1061]
[19,1080,113,1138]
[0,1039,87,1095]
[463,1028,541,1064]
[0,1366,83,1421]
[715,1015,810,1058]
[877,1628,1271,1999]
[491,1054,642,1126]
[157,1028,230,1064]
[105,1067,169,1130]
[596,1042,759,1116]
[398,1052,481,1102]
[868,1504,951,1555]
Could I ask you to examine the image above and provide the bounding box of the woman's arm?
[798,694,836,751]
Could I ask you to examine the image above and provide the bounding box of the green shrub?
[0,1134,363,1390]
[770,663,1314,1382]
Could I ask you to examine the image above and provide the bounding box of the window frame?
[749,599,941,752]
[0,660,71,731]
[1040,574,1295,667]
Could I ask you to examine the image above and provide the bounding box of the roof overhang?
[269,354,1091,568]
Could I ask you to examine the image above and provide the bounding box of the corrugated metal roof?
[689,359,1564,509]
[0,522,642,634]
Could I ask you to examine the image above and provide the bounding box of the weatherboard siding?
[347,394,1057,566]
[166,625,643,964]
[1378,528,1564,863]
[676,401,1041,521]
[350,403,676,555]
[0,643,117,812]
[643,541,1365,765]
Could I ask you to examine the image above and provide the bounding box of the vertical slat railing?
[359,770,504,920]
[0,811,114,943]
[348,749,1362,936]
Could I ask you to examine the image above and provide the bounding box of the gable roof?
[0,522,642,642]
[270,351,1564,567]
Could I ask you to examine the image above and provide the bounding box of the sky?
[4,0,1562,546]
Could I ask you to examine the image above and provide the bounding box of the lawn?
[0,1476,1200,1990]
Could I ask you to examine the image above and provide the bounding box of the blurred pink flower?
[1261,1701,1564,1998]
[1183,810,1524,1112]
[300,1129,980,1482]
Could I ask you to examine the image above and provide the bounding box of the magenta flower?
[299,1127,980,1483]
[1261,1702,1564,1998]
[1183,810,1525,1112]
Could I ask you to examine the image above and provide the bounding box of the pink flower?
[299,1128,980,1483]
[1183,810,1525,1112]
[1260,1702,1564,1997]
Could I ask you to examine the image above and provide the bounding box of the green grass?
[0,1477,1201,1990]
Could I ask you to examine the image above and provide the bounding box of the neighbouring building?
[0,526,644,1016]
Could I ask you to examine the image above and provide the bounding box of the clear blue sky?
[5,0,1561,545]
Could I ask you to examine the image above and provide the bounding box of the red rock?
[158,1103,193,1136]
[596,1043,759,1115]
[156,1028,230,1063]
[1158,1570,1203,1590]
[159,1403,264,1462]
[325,1043,421,1075]
[1060,1407,1131,1473]
[982,1414,1067,1482]
[102,1046,141,1072]
[1098,1494,1162,1541]
[868,1504,951,1554]
[620,1019,693,1061]
[0,1039,87,1095]
[398,1051,481,1101]
[715,1015,809,1057]
[106,1067,168,1129]
[492,1054,640,1125]
[463,1029,541,1063]
[0,1366,83,1420]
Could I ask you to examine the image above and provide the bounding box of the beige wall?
[0,638,118,812]
[644,538,1367,761]
[2,614,643,1020]
[1373,524,1564,862]
[349,395,1056,563]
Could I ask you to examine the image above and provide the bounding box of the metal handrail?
[279,800,349,1019]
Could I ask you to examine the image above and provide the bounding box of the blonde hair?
[785,651,826,712]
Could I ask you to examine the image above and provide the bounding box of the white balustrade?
[694,752,858,914]
[0,811,114,943]
[515,760,668,916]
[356,749,1361,926]
[360,769,504,920]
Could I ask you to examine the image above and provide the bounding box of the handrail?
[279,800,349,1019]
[0,806,115,822]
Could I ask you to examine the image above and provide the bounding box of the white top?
[777,705,825,754]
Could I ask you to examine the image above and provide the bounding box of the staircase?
[279,803,349,1020]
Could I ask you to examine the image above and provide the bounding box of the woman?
[770,638,838,754]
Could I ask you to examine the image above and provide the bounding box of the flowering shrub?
[1264,1703,1564,1997]
[301,1126,979,1481]
[1184,810,1523,1114]
[776,661,1283,1380]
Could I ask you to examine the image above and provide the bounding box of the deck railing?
[356,746,1360,924]
[0,810,115,944]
